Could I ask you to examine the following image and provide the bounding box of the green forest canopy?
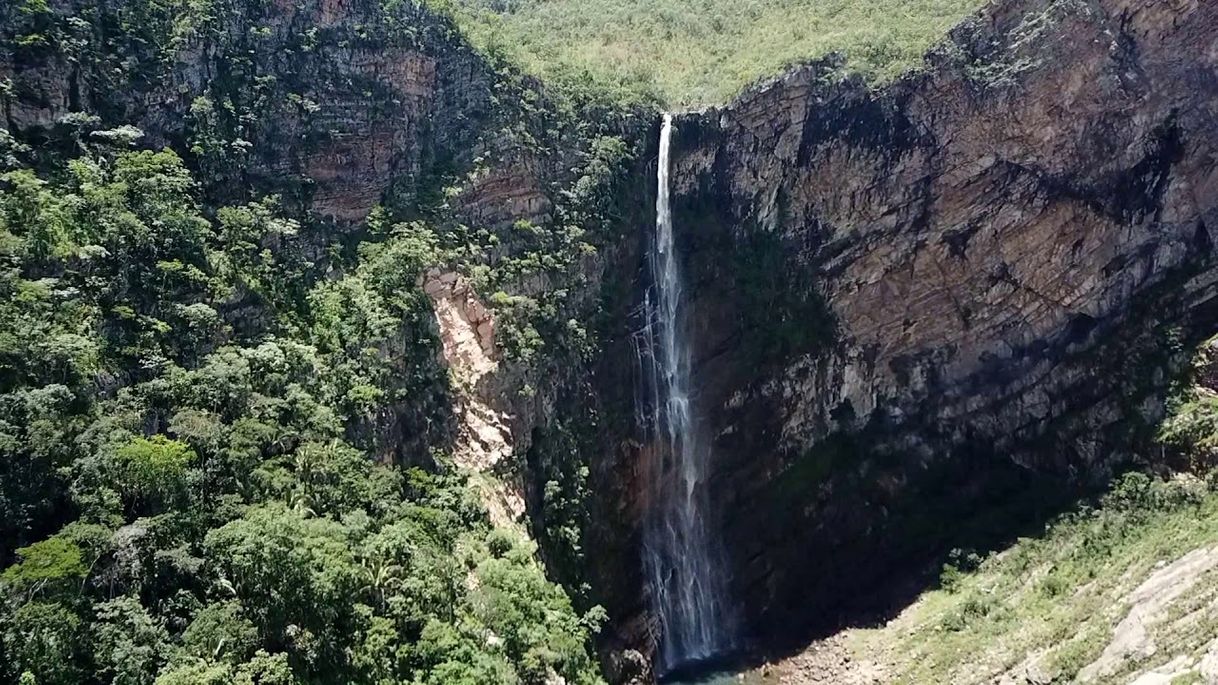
[449,0,985,106]
[0,144,606,685]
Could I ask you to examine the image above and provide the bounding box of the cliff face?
[654,0,1218,640]
[1,0,497,223]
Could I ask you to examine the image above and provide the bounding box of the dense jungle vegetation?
[0,145,605,684]
[0,139,619,685]
[448,0,985,106]
[0,0,633,682]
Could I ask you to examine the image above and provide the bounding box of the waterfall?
[636,113,736,676]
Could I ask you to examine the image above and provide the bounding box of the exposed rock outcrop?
[1078,545,1218,682]
[423,269,525,528]
[653,0,1218,644]
[0,0,494,222]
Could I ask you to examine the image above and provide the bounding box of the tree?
[91,597,171,685]
[2,536,89,600]
[111,436,196,513]
[203,505,361,674]
[3,601,86,685]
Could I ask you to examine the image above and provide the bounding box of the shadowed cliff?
[644,0,1218,650]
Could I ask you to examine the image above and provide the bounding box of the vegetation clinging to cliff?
[0,0,641,681]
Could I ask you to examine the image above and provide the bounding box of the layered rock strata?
[654,0,1218,639]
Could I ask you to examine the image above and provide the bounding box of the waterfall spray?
[636,113,736,676]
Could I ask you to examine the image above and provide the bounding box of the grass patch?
[854,473,1218,684]
[447,0,985,107]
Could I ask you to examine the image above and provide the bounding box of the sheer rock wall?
[655,0,1218,638]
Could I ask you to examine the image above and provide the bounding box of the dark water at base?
[665,675,739,685]
[660,652,755,685]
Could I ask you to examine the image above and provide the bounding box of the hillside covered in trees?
[0,0,635,682]
[449,0,984,105]
[0,145,604,684]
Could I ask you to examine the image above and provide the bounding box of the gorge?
[2,0,1218,683]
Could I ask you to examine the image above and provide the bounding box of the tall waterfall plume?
[635,113,737,675]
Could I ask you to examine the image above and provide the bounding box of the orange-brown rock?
[1,0,493,224]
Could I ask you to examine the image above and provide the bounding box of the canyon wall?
[658,0,1218,640]
[1,0,498,222]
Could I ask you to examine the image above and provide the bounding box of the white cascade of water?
[636,113,737,676]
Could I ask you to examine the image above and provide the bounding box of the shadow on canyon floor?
[721,456,1113,676]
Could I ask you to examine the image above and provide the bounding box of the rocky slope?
[647,0,1218,650]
